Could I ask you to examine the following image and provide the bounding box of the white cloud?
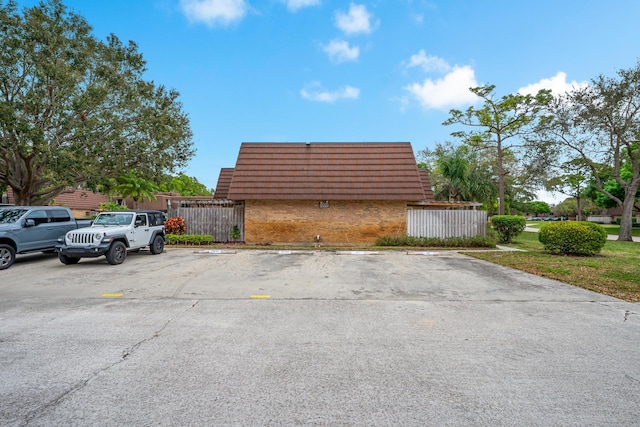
[406,50,450,73]
[300,82,360,103]
[282,0,321,12]
[335,3,376,35]
[322,40,359,63]
[518,72,589,96]
[405,65,479,110]
[180,0,248,26]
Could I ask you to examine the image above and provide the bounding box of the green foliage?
[113,173,159,203]
[0,0,193,205]
[538,221,607,256]
[418,142,497,206]
[443,84,552,215]
[375,235,496,248]
[230,225,241,240]
[539,61,640,241]
[527,201,551,215]
[491,215,526,243]
[166,234,213,245]
[158,173,213,196]
[98,201,128,211]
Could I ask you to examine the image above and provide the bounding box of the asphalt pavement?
[0,249,638,426]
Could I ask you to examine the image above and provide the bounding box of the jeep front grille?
[68,232,95,244]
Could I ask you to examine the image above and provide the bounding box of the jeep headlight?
[94,232,104,243]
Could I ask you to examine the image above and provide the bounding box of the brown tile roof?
[225,142,431,201]
[418,168,434,200]
[213,168,234,199]
[6,187,108,209]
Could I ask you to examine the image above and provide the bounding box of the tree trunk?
[618,187,639,241]
[576,195,582,221]
[497,138,505,215]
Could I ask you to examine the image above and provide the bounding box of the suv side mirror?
[25,219,36,227]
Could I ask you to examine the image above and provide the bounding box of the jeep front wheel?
[0,244,16,270]
[106,241,127,265]
[58,253,80,265]
[150,235,165,255]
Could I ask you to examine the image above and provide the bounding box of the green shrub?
[166,234,214,245]
[491,215,526,243]
[538,221,607,256]
[375,234,496,248]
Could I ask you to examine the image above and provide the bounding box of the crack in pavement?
[20,300,200,426]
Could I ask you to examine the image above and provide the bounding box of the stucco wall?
[244,200,407,245]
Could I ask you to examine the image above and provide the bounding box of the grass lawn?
[465,231,640,302]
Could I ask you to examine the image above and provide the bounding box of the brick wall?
[244,200,407,245]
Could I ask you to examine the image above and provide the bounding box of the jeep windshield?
[0,208,28,224]
[93,213,134,226]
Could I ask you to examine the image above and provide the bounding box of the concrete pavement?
[0,249,638,426]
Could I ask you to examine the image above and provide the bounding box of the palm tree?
[433,145,497,206]
[112,173,159,208]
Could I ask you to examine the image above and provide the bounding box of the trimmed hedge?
[491,215,526,243]
[375,235,496,248]
[538,221,607,256]
[166,234,214,245]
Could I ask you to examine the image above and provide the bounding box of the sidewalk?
[524,226,640,242]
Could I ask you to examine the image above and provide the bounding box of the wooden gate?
[168,205,244,242]
[407,209,487,238]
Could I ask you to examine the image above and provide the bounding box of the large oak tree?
[0,0,194,205]
[539,62,640,241]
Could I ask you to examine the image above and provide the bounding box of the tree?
[545,158,591,221]
[443,85,553,215]
[158,173,213,196]
[0,0,194,205]
[554,197,599,219]
[112,173,158,207]
[527,201,551,216]
[539,61,640,241]
[418,142,497,207]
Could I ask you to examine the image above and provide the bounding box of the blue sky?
[13,0,640,202]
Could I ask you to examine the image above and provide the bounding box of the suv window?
[148,213,165,226]
[135,214,147,226]
[26,210,49,225]
[49,209,71,222]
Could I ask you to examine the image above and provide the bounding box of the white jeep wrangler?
[55,210,166,265]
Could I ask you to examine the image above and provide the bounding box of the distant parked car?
[526,217,542,221]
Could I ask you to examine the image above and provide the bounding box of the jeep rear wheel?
[106,241,127,265]
[150,235,165,255]
[0,244,16,270]
[58,253,80,265]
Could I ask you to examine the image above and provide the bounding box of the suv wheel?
[59,253,80,265]
[0,244,16,270]
[150,235,165,255]
[106,241,127,265]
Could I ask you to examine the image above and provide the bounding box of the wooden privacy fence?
[407,209,487,238]
[168,206,244,242]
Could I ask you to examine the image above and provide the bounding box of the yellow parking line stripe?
[101,293,123,297]
[250,295,271,299]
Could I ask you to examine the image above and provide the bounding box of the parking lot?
[1,248,639,425]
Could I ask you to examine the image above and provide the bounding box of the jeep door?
[132,214,153,248]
